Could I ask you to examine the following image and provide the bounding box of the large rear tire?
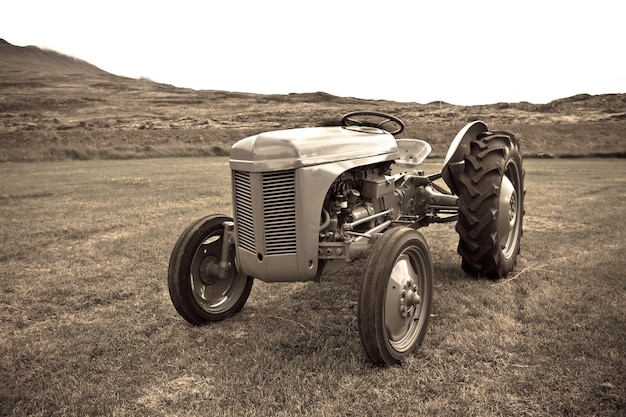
[358,227,433,366]
[168,215,253,324]
[455,131,525,279]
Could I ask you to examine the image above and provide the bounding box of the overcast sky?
[2,0,624,105]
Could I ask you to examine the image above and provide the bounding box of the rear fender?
[441,121,489,195]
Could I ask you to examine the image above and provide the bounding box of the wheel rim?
[190,233,247,314]
[384,250,428,352]
[499,161,522,259]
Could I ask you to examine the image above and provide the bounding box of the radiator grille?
[233,170,297,256]
[233,171,255,253]
[262,170,297,255]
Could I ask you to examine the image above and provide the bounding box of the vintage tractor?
[168,111,524,366]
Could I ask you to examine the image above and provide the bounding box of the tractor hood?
[230,126,400,172]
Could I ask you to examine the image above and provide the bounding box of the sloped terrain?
[1,39,625,161]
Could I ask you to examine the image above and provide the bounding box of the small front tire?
[358,227,433,366]
[168,215,253,324]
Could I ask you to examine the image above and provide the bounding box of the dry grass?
[1,157,624,416]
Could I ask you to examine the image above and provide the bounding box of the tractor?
[168,111,525,366]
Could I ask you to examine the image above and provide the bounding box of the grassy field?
[1,157,624,416]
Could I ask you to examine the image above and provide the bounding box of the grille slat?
[263,171,297,255]
[233,171,255,253]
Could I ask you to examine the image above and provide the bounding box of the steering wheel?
[341,111,405,135]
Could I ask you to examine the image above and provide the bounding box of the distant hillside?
[0,39,110,76]
[1,38,625,161]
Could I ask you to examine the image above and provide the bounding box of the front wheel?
[358,227,433,366]
[168,215,253,324]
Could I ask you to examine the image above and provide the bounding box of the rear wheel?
[358,227,433,366]
[168,215,253,324]
[455,131,525,279]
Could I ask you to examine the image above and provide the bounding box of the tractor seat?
[395,139,432,168]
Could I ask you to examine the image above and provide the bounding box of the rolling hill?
[1,38,625,161]
[0,38,110,76]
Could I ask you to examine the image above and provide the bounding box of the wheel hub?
[400,280,421,318]
[498,174,518,256]
[198,255,219,286]
[385,254,422,343]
